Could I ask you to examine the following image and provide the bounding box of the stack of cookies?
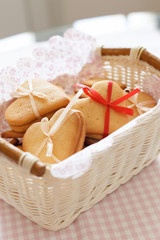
[4,79,70,133]
[72,79,156,145]
[2,78,156,164]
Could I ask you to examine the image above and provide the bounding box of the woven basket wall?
[0,53,160,231]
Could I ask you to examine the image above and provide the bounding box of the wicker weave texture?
[0,55,160,231]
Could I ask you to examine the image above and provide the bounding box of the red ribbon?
[75,81,140,138]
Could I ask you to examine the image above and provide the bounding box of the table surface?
[1,12,160,240]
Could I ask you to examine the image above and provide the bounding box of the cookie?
[9,138,20,146]
[74,79,126,99]
[9,110,56,133]
[86,134,103,140]
[1,130,24,138]
[85,137,99,146]
[67,94,76,100]
[83,78,126,89]
[16,145,23,150]
[74,86,88,98]
[72,80,132,138]
[23,109,86,164]
[5,79,70,128]
[126,91,156,121]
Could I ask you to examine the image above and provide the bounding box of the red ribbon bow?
[75,81,140,138]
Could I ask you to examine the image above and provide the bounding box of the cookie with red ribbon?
[83,78,126,89]
[74,78,126,99]
[5,79,70,132]
[72,80,140,139]
[23,108,86,164]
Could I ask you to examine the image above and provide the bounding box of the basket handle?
[0,137,46,177]
[101,47,160,71]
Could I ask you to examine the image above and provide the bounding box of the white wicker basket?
[0,47,160,231]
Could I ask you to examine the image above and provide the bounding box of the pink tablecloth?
[1,154,160,240]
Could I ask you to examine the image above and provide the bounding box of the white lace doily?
[0,28,103,104]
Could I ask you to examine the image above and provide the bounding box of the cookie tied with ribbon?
[23,108,86,164]
[73,80,140,139]
[5,79,70,132]
[126,91,156,121]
